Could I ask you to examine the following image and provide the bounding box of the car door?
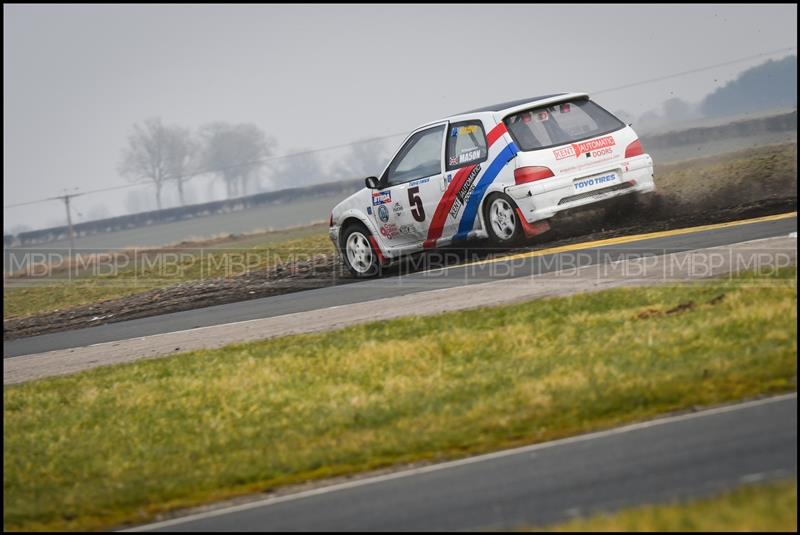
[426,120,490,246]
[370,124,446,248]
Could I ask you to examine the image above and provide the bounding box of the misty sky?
[3,3,797,232]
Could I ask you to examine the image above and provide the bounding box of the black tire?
[483,193,524,246]
[340,222,383,278]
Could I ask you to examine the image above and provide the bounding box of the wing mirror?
[365,176,380,189]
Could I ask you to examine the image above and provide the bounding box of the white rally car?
[330,93,655,276]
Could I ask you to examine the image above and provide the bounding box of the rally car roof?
[415,92,590,132]
[457,93,568,114]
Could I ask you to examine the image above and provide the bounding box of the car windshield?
[504,99,624,151]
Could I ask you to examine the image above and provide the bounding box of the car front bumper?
[329,226,340,250]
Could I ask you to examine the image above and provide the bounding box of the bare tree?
[269,149,328,189]
[118,118,194,209]
[164,126,196,206]
[199,122,275,198]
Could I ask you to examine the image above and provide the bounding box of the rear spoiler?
[498,92,589,120]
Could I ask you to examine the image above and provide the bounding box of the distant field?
[543,480,797,532]
[4,267,796,531]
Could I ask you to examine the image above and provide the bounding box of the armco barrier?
[11,178,364,246]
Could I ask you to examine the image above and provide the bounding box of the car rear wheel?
[484,193,523,246]
[341,223,382,277]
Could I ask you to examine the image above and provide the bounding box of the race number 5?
[408,186,426,222]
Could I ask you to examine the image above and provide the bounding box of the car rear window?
[504,99,624,152]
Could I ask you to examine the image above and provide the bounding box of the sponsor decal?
[458,148,481,164]
[367,206,372,215]
[585,147,613,159]
[445,173,453,184]
[398,224,416,235]
[449,200,462,220]
[379,223,399,239]
[392,202,404,214]
[553,135,616,160]
[561,154,620,174]
[449,164,481,219]
[451,125,479,137]
[377,204,390,222]
[457,164,481,203]
[410,177,430,186]
[372,190,392,206]
[574,173,617,191]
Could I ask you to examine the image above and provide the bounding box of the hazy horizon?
[4,4,797,233]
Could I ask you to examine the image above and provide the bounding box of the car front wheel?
[341,223,382,277]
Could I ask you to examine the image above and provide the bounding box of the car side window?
[445,121,488,171]
[384,125,445,187]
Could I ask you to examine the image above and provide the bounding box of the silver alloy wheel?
[345,231,374,274]
[489,197,517,240]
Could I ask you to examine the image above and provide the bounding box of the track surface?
[4,215,796,358]
[130,394,797,531]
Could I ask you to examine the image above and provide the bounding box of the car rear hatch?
[502,97,640,202]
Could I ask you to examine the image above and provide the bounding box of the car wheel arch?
[482,190,527,245]
[338,214,388,252]
[477,183,513,234]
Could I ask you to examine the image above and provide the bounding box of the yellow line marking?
[431,211,797,273]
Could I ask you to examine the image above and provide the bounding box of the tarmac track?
[4,213,796,358]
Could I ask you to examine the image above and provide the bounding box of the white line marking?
[740,472,767,484]
[121,392,797,532]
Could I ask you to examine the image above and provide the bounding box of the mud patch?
[635,301,696,320]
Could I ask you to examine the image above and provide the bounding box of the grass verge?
[542,479,797,531]
[3,267,797,531]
